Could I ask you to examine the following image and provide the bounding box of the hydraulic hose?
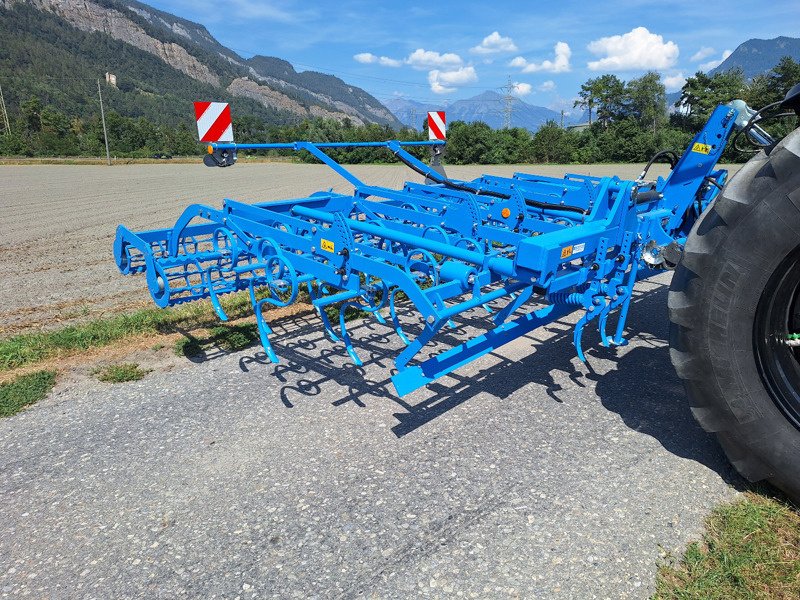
[391,149,588,216]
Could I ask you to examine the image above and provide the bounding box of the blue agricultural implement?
[115,88,800,501]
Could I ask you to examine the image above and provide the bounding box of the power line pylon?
[500,76,514,129]
[0,84,11,136]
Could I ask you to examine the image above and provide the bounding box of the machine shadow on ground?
[181,279,743,488]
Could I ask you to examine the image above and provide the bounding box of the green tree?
[574,78,603,125]
[594,74,626,127]
[626,71,667,134]
[678,70,746,127]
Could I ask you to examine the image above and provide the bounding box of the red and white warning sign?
[427,111,446,140]
[193,102,233,143]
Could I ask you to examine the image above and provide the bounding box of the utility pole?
[97,78,111,166]
[0,83,11,136]
[500,76,514,129]
[560,110,565,129]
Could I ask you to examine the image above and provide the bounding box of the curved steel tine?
[249,282,279,363]
[308,281,340,342]
[318,306,341,343]
[338,302,363,366]
[364,281,388,325]
[573,313,589,363]
[389,287,411,345]
[598,308,612,347]
[203,264,229,322]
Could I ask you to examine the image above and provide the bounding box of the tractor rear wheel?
[669,127,800,501]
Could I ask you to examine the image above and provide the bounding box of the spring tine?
[389,287,411,346]
[338,302,363,366]
[573,314,589,363]
[249,281,279,363]
[202,266,229,322]
[598,309,612,347]
[308,282,341,342]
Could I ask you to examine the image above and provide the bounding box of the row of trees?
[2,58,798,164]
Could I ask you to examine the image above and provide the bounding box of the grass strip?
[655,491,800,599]
[0,291,274,372]
[93,363,151,383]
[0,370,57,417]
[0,283,385,372]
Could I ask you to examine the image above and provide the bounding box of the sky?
[143,0,800,114]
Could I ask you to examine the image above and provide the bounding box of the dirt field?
[0,161,738,334]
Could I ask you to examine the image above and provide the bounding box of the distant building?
[105,72,117,87]
[567,122,591,132]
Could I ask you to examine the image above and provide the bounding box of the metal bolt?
[427,315,435,324]
[312,226,317,233]
[311,246,316,252]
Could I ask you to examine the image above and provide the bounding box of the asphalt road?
[0,273,742,599]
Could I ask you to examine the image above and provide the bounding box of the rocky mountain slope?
[0,0,401,128]
[710,36,800,80]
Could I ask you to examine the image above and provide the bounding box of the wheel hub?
[754,245,800,430]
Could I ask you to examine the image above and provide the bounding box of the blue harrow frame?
[114,104,741,396]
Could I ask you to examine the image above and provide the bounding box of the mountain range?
[385,91,583,132]
[709,36,800,79]
[0,0,401,127]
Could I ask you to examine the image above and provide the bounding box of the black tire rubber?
[669,127,800,502]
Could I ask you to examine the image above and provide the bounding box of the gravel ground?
[0,273,742,598]
[0,161,741,334]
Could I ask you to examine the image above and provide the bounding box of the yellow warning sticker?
[320,239,335,253]
[692,142,712,155]
[561,245,574,260]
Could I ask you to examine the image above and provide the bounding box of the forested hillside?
[0,0,400,131]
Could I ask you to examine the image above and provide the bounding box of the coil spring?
[548,292,585,306]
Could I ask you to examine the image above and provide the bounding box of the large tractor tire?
[669,127,800,502]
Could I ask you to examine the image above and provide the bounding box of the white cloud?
[378,56,402,67]
[354,52,376,64]
[229,0,311,22]
[353,52,402,67]
[510,42,571,73]
[663,72,686,92]
[538,80,556,92]
[690,47,716,62]
[406,48,463,70]
[511,82,532,96]
[587,27,679,71]
[428,66,477,94]
[699,49,732,72]
[471,31,518,55]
